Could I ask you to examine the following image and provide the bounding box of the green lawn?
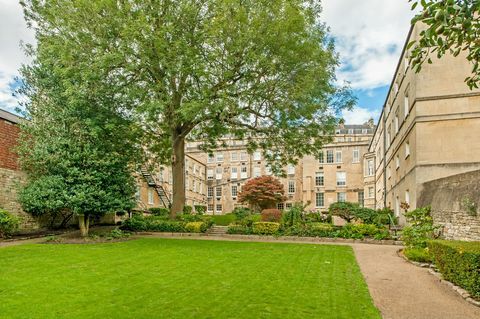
[0,238,380,319]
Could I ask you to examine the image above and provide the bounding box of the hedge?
[428,240,480,298]
[252,222,280,235]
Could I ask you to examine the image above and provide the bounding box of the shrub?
[183,205,193,214]
[304,212,331,224]
[121,214,148,231]
[328,202,360,223]
[211,213,236,226]
[307,223,335,237]
[282,204,303,227]
[401,206,440,248]
[375,207,397,226]
[261,209,282,222]
[239,214,261,227]
[338,223,389,240]
[185,222,206,233]
[177,213,202,222]
[227,224,251,235]
[148,207,170,218]
[232,207,252,220]
[0,209,20,238]
[194,205,206,215]
[252,222,280,235]
[428,240,480,298]
[403,247,432,263]
[354,207,378,224]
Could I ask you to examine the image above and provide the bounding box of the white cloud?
[322,0,415,90]
[342,106,380,125]
[0,0,34,112]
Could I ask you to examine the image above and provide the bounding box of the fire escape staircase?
[139,168,171,208]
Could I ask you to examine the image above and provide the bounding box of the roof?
[0,108,23,124]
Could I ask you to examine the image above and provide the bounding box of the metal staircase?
[139,168,171,208]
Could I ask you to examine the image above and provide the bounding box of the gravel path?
[352,244,480,319]
[2,234,479,318]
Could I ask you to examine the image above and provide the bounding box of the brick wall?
[418,170,480,241]
[0,118,20,170]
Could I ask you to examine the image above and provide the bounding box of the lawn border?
[397,249,480,308]
[137,232,403,245]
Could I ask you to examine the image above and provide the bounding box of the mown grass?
[0,238,380,319]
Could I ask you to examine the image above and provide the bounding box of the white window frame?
[216,153,224,162]
[231,185,238,197]
[148,189,154,205]
[253,151,261,161]
[207,168,214,180]
[207,204,214,212]
[326,150,334,163]
[207,186,214,198]
[353,149,360,163]
[207,154,215,163]
[315,192,325,208]
[315,172,324,186]
[215,204,222,213]
[253,166,261,177]
[335,150,342,163]
[240,152,248,161]
[240,166,248,179]
[368,187,374,199]
[337,192,346,203]
[336,171,346,187]
[216,167,223,180]
[216,186,222,198]
[288,180,295,194]
[287,164,295,175]
[231,152,238,162]
[231,167,238,179]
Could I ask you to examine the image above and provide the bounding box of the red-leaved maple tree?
[238,176,286,210]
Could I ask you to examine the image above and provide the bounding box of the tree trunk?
[78,214,90,237]
[171,133,186,218]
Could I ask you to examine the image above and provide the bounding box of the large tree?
[17,48,140,237]
[408,0,480,88]
[21,0,354,216]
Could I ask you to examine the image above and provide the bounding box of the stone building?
[366,23,480,227]
[182,124,374,214]
[135,153,207,212]
[0,109,37,229]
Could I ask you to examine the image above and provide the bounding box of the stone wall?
[418,170,480,241]
[0,167,39,231]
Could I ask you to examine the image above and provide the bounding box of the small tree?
[238,176,286,211]
[328,202,360,223]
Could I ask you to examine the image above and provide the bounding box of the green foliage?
[261,209,282,222]
[306,223,335,237]
[403,247,433,263]
[227,225,251,235]
[122,215,186,233]
[210,213,237,226]
[238,214,262,227]
[177,213,203,222]
[0,209,20,238]
[408,0,480,88]
[194,205,207,215]
[428,240,480,298]
[338,224,389,240]
[401,206,440,248]
[282,204,304,227]
[375,208,397,226]
[148,208,170,218]
[328,202,360,223]
[232,207,253,220]
[183,205,193,214]
[185,222,208,233]
[106,229,130,240]
[252,222,280,235]
[21,0,354,214]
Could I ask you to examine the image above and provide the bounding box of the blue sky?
[0,0,414,123]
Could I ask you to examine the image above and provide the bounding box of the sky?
[0,0,415,124]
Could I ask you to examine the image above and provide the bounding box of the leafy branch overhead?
[408,0,480,89]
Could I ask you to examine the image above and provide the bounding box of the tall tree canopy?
[21,0,354,215]
[408,0,480,88]
[17,42,140,236]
